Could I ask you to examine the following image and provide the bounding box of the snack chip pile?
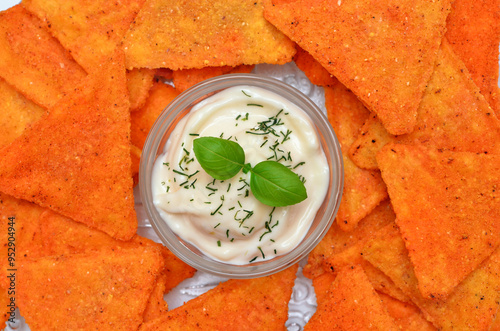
[0,0,498,329]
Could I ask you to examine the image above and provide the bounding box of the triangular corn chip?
[138,264,298,330]
[377,143,500,299]
[172,65,254,93]
[293,46,338,87]
[131,82,180,149]
[362,224,500,330]
[0,5,86,108]
[0,193,45,259]
[122,0,296,69]
[0,52,137,240]
[304,265,399,330]
[264,0,451,135]
[0,77,46,148]
[325,84,387,230]
[23,0,146,73]
[349,40,500,170]
[127,68,156,111]
[445,0,500,115]
[378,292,437,331]
[143,273,169,323]
[304,200,409,303]
[18,246,165,330]
[39,210,195,292]
[304,199,395,278]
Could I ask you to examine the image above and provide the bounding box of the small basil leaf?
[250,161,307,207]
[193,137,245,180]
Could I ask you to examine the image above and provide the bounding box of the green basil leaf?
[193,137,245,180]
[250,161,307,207]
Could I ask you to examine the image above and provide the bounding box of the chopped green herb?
[173,169,188,177]
[258,247,265,259]
[281,129,292,143]
[210,203,223,216]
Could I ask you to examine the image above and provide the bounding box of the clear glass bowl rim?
[139,73,344,278]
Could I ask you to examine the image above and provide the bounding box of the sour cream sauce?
[152,85,329,265]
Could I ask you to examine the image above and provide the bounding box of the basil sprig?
[193,137,307,207]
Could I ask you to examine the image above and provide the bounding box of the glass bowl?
[139,74,343,278]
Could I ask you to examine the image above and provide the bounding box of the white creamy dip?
[152,85,329,264]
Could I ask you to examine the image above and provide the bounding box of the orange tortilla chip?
[128,68,156,111]
[304,199,395,279]
[131,82,180,149]
[310,271,336,304]
[349,40,500,170]
[0,77,46,148]
[361,259,410,304]
[304,200,410,303]
[155,68,173,80]
[377,143,500,299]
[0,192,46,262]
[363,224,500,330]
[143,273,169,323]
[23,0,146,73]
[378,292,437,331]
[139,264,298,330]
[122,0,296,70]
[0,5,87,108]
[304,265,399,330]
[0,192,47,295]
[264,0,451,135]
[293,46,338,87]
[445,0,500,115]
[172,65,255,93]
[348,114,394,170]
[39,210,196,292]
[0,51,137,240]
[491,310,500,331]
[325,84,387,230]
[130,144,142,186]
[18,246,165,330]
[0,286,10,326]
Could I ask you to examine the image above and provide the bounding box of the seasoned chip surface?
[122,0,296,69]
[377,143,500,299]
[18,246,164,331]
[264,0,452,135]
[349,40,500,170]
[23,0,146,73]
[305,265,399,330]
[363,224,500,330]
[325,84,388,230]
[139,264,298,330]
[0,51,137,240]
[0,5,87,108]
[0,78,46,148]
